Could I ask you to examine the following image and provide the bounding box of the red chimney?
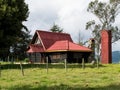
[101,30,112,64]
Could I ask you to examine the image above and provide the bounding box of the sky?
[24,0,120,51]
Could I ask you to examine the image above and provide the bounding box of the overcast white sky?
[24,0,120,51]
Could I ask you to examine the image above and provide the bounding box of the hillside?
[112,51,120,63]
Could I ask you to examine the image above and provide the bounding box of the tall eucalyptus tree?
[86,0,120,59]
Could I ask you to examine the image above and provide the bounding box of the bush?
[24,58,29,62]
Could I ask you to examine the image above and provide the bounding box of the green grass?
[0,62,120,90]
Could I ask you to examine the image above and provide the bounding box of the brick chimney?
[101,30,112,64]
[88,38,95,62]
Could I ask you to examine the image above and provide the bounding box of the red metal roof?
[28,30,92,53]
[27,44,44,53]
[36,30,73,49]
[46,40,92,52]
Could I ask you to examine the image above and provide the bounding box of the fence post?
[20,62,24,76]
[11,56,14,64]
[0,63,1,77]
[97,59,99,69]
[8,56,9,62]
[82,58,85,69]
[46,56,48,73]
[65,58,67,72]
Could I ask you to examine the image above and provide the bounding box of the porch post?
[39,53,41,63]
[29,53,31,61]
[35,52,36,62]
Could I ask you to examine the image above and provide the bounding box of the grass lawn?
[0,62,120,90]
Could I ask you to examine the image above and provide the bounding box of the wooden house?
[27,30,92,63]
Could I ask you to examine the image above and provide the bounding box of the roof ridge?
[36,30,70,35]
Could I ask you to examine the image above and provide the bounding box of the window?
[35,37,41,44]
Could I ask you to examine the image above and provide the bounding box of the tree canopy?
[86,0,120,55]
[110,0,120,3]
[0,0,30,61]
[50,24,63,33]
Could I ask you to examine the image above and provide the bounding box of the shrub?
[24,58,29,62]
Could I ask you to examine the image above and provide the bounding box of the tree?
[50,24,63,33]
[11,30,31,60]
[86,0,120,59]
[110,0,120,3]
[0,0,29,61]
[77,30,85,45]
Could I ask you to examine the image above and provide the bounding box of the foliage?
[110,0,120,3]
[86,0,120,56]
[77,30,85,45]
[0,63,120,90]
[11,30,31,60]
[50,24,63,33]
[24,58,29,62]
[0,0,29,60]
